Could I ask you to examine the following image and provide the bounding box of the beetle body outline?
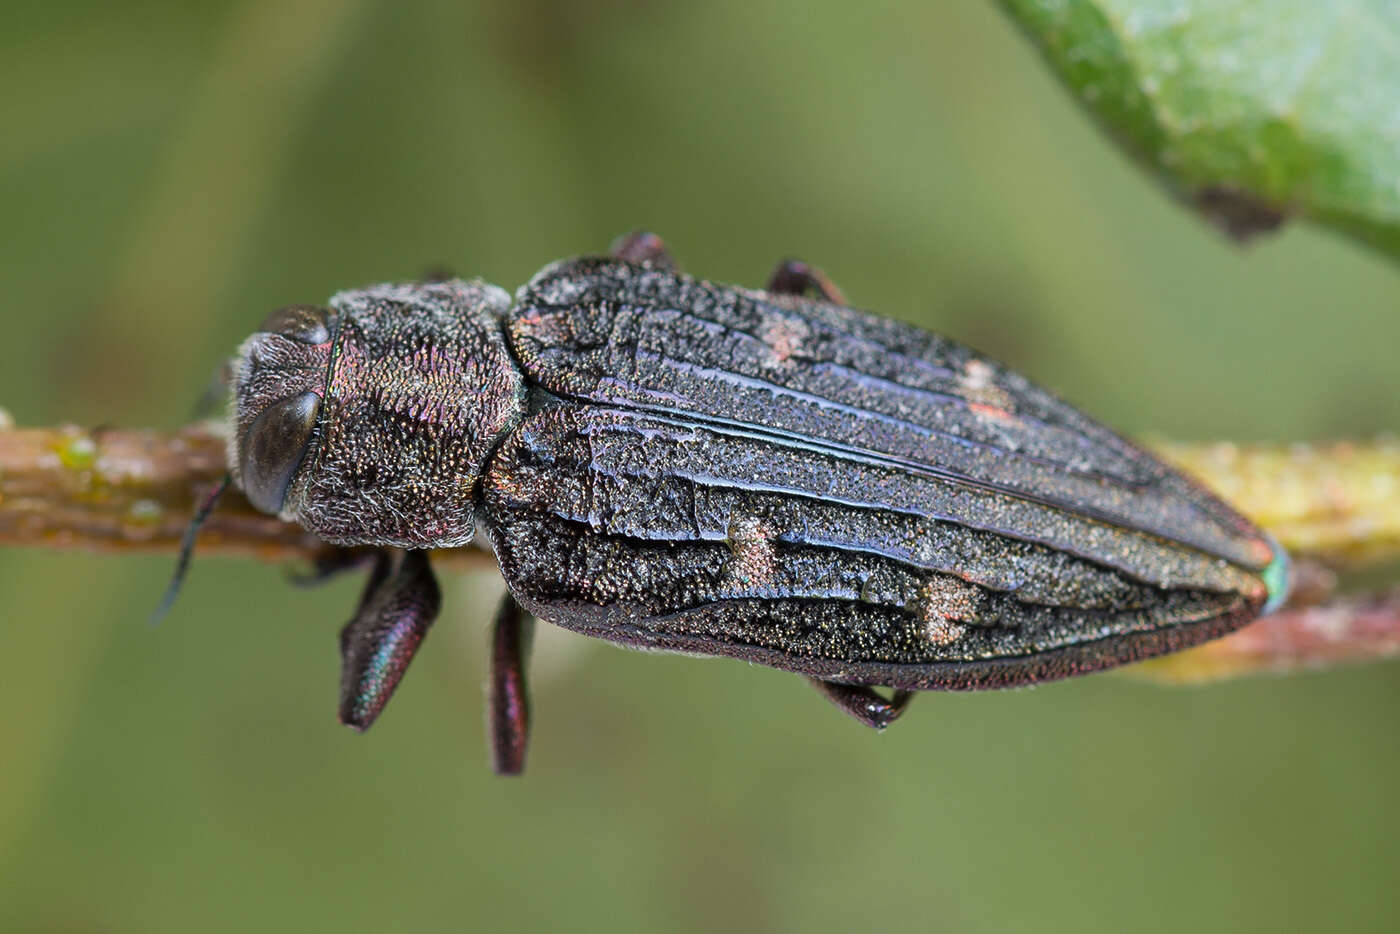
[218,233,1289,773]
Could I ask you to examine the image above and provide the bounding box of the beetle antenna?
[151,473,231,624]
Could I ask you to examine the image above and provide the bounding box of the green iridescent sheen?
[1260,535,1292,615]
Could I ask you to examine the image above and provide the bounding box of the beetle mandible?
[185,231,1290,774]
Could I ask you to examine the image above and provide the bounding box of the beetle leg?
[766,259,848,305]
[420,264,456,283]
[610,229,678,269]
[338,549,442,731]
[487,593,535,776]
[288,545,379,587]
[809,678,913,730]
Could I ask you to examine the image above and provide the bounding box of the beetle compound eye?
[240,391,322,514]
[260,304,331,344]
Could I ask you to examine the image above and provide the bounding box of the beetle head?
[229,280,524,549]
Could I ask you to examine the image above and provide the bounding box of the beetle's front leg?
[338,549,442,731]
[486,594,535,775]
[810,678,913,730]
[766,258,848,305]
[289,544,379,586]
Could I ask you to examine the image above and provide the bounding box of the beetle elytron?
[184,232,1290,774]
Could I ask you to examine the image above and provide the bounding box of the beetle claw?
[809,679,914,730]
[337,549,441,731]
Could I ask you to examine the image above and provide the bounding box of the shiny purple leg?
[488,594,534,776]
[338,549,441,731]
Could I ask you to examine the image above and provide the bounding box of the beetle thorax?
[229,280,525,549]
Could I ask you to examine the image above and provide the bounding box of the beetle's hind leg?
[337,549,442,732]
[610,229,678,269]
[810,679,914,730]
[487,593,535,776]
[765,259,848,305]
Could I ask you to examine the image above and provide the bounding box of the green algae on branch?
[53,431,98,472]
[999,0,1400,260]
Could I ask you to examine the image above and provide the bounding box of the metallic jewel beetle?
[211,231,1290,774]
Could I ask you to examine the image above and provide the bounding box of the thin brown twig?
[0,420,1395,682]
[0,422,494,570]
[1128,585,1400,684]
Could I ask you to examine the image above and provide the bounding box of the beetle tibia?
[337,549,441,731]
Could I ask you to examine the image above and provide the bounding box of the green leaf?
[999,0,1400,259]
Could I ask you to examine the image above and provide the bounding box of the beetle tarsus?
[610,229,677,269]
[810,679,913,730]
[766,258,848,305]
[488,594,534,776]
[337,549,441,731]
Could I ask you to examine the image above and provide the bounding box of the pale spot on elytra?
[960,358,1014,412]
[758,316,810,367]
[916,574,984,646]
[725,516,777,589]
[924,617,967,647]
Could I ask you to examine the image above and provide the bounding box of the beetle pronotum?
[169,232,1290,774]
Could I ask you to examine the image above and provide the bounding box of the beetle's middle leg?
[765,258,848,305]
[487,592,534,776]
[288,544,379,586]
[610,229,678,269]
[809,679,914,730]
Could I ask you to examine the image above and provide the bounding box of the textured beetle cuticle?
[914,574,983,648]
[959,359,1014,411]
[923,618,968,647]
[724,515,778,590]
[757,316,811,367]
[210,235,1284,772]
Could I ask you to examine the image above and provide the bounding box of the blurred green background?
[2,1,1398,931]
